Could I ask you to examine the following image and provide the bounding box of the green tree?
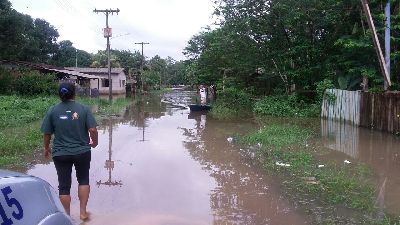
[144,55,167,89]
[185,0,398,95]
[0,0,59,63]
[91,50,121,68]
[165,58,186,85]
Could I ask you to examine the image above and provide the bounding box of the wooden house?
[66,67,126,95]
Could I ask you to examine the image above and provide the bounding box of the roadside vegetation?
[209,88,253,119]
[0,70,133,168]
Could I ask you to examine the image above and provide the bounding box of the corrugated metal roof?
[48,68,101,79]
[65,67,125,75]
[0,60,101,79]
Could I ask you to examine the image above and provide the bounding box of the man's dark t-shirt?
[41,101,97,157]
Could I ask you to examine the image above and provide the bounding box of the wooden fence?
[321,89,400,134]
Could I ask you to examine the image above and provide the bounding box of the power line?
[54,0,72,13]
[52,0,103,35]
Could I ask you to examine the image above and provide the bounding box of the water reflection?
[321,119,400,215]
[321,119,359,158]
[26,91,309,224]
[184,112,307,224]
[97,118,122,187]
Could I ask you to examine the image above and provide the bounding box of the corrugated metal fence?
[321,89,361,125]
[321,89,400,134]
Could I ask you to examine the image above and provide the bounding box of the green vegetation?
[0,94,133,168]
[238,123,393,224]
[209,88,253,119]
[79,97,133,116]
[0,95,58,127]
[253,95,320,118]
[184,0,400,94]
[379,216,400,225]
[209,88,320,119]
[0,69,58,96]
[0,95,58,167]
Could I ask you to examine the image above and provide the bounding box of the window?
[122,80,126,87]
[102,79,109,87]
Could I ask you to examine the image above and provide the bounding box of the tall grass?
[0,95,59,128]
[78,96,132,115]
[0,95,133,167]
[0,96,58,167]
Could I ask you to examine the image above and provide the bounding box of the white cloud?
[9,0,215,60]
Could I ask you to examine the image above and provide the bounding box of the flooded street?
[24,90,400,224]
[27,90,309,225]
[321,120,400,216]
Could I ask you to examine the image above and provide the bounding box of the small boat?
[188,104,212,111]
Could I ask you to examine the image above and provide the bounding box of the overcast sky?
[9,0,215,60]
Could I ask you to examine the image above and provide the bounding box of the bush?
[216,87,253,109]
[0,68,15,95]
[210,88,254,119]
[0,68,58,96]
[315,79,335,102]
[13,71,58,96]
[253,94,320,118]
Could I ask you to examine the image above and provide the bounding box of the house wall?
[90,72,126,94]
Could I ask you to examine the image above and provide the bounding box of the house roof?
[47,68,101,79]
[0,60,101,79]
[66,67,125,75]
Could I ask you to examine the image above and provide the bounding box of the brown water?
[320,119,400,216]
[27,91,309,225]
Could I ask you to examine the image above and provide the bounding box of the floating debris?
[275,162,291,167]
[227,137,233,143]
[301,177,320,185]
[344,160,351,164]
[318,165,325,168]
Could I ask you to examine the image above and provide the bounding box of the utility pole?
[135,42,149,93]
[75,49,78,68]
[360,0,391,89]
[93,8,120,101]
[384,1,391,90]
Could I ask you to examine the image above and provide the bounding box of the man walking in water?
[41,82,98,221]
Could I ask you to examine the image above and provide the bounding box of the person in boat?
[199,84,207,105]
[41,82,98,221]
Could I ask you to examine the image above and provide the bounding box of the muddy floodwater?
[320,120,400,216]
[25,90,400,224]
[27,90,309,225]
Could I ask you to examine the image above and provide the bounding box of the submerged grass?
[78,96,132,116]
[237,123,395,224]
[0,95,133,168]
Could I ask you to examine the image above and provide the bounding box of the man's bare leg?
[78,185,90,220]
[59,195,71,215]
